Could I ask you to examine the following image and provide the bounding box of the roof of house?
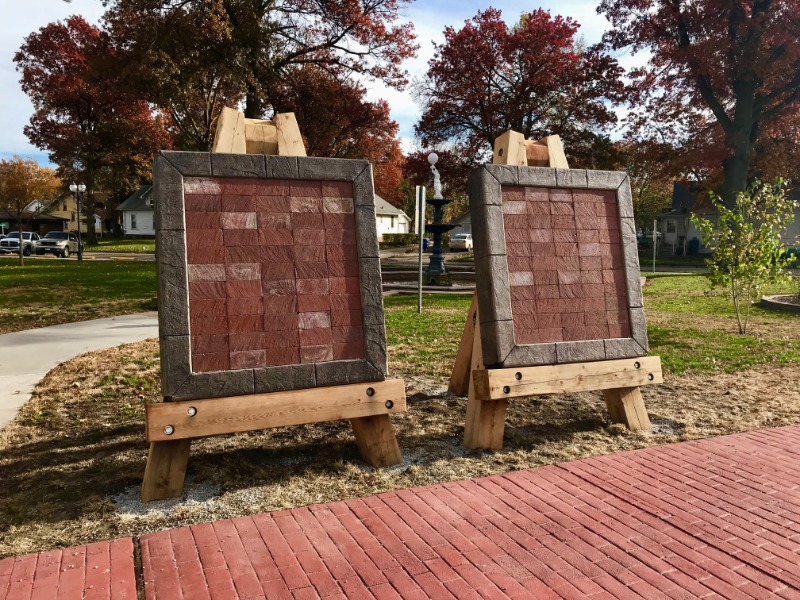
[451,211,470,224]
[118,186,153,212]
[374,195,408,218]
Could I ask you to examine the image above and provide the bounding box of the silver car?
[0,232,41,256]
[37,231,82,258]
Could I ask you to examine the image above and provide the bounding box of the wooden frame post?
[141,439,192,502]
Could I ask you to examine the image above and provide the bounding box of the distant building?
[25,192,111,236]
[118,186,155,238]
[449,212,472,236]
[374,195,412,239]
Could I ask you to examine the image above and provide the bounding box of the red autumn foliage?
[415,8,625,167]
[599,0,800,204]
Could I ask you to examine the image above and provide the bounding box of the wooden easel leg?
[464,395,508,450]
[603,386,651,432]
[350,415,403,467]
[449,292,477,396]
[141,439,192,502]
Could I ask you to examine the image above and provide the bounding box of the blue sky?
[0,0,637,166]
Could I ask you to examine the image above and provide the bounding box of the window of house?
[130,214,137,230]
[63,203,67,211]
[71,212,75,222]
[390,216,396,228]
[666,220,676,233]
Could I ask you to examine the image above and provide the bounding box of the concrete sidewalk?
[0,313,159,429]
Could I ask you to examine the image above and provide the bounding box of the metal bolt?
[366,387,375,397]
[385,400,394,409]
[503,386,511,394]
[634,361,641,369]
[515,372,522,381]
[164,425,175,436]
[187,406,197,417]
[647,373,654,381]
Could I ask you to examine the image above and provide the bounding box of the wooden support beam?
[146,379,406,442]
[212,106,246,154]
[604,386,652,431]
[350,415,403,467]
[463,304,507,449]
[524,140,550,166]
[544,134,569,168]
[274,112,307,157]
[448,292,478,396]
[473,357,662,401]
[244,118,278,155]
[492,130,527,166]
[140,439,192,502]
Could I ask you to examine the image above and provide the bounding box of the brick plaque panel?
[154,152,387,401]
[469,165,648,368]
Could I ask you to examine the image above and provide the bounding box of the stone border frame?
[469,165,648,368]
[154,151,387,401]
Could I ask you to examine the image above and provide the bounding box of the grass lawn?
[84,239,155,253]
[0,261,157,334]
[1,273,800,557]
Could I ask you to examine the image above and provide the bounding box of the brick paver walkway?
[0,538,136,600]
[4,426,800,598]
[139,426,800,599]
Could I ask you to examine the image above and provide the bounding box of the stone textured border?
[469,165,648,368]
[759,294,800,315]
[154,151,387,400]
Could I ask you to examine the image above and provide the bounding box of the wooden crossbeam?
[146,379,406,442]
[472,356,662,401]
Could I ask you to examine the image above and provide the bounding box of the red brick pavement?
[137,425,800,599]
[0,538,136,600]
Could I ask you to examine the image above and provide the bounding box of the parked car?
[36,231,82,258]
[0,232,40,256]
[449,233,474,252]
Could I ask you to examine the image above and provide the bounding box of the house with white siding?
[374,194,412,240]
[118,186,155,237]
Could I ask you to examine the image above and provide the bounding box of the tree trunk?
[17,218,24,266]
[244,83,264,120]
[720,134,752,209]
[719,82,757,208]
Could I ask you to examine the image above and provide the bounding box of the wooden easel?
[142,116,406,501]
[449,132,660,450]
[141,380,406,501]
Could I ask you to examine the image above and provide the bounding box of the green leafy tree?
[691,179,798,334]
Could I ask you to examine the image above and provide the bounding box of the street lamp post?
[69,183,86,261]
[423,153,455,286]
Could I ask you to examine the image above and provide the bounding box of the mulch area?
[5,424,800,599]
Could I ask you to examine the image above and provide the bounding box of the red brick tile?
[256,196,292,213]
[332,326,363,344]
[503,200,527,215]
[330,294,362,311]
[601,254,625,270]
[220,212,257,229]
[324,212,356,230]
[550,202,574,216]
[532,269,559,285]
[263,311,299,332]
[296,278,330,295]
[578,242,601,256]
[509,271,534,286]
[325,229,357,247]
[300,345,334,363]
[323,198,354,213]
[227,279,262,298]
[293,262,327,280]
[575,216,598,230]
[503,214,528,230]
[263,279,297,296]
[229,332,266,352]
[333,342,364,360]
[323,181,353,198]
[554,242,578,256]
[584,311,608,326]
[263,297,299,315]
[258,212,292,229]
[291,212,324,229]
[223,229,260,246]
[226,245,262,263]
[230,349,266,369]
[262,262,295,280]
[185,193,221,212]
[579,256,602,271]
[186,228,223,247]
[190,299,227,319]
[225,263,261,281]
[608,322,631,338]
[293,228,324,246]
[192,352,230,372]
[228,314,265,333]
[550,189,573,202]
[506,243,530,257]
[506,257,528,272]
[291,196,322,213]
[573,202,597,217]
[505,228,529,244]
[583,283,605,298]
[525,187,549,201]
[556,257,580,271]
[557,270,581,285]
[583,298,607,312]
[264,330,299,348]
[606,309,629,324]
[185,211,222,230]
[327,260,359,277]
[577,229,599,244]
[331,309,362,327]
[535,313,561,330]
[189,281,227,299]
[221,194,255,212]
[291,181,323,198]
[187,264,225,282]
[295,245,327,263]
[189,317,228,335]
[552,229,577,243]
[528,213,552,229]
[261,180,292,195]
[513,313,538,330]
[297,295,331,312]
[299,311,331,329]
[527,202,550,216]
[604,295,627,312]
[583,324,609,339]
[264,347,300,366]
[531,242,555,257]
[185,178,222,194]
[192,334,229,354]
[330,276,361,294]
[259,229,294,246]
[186,246,224,264]
[299,327,333,346]
[579,270,602,284]
[558,283,583,299]
[502,187,526,201]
